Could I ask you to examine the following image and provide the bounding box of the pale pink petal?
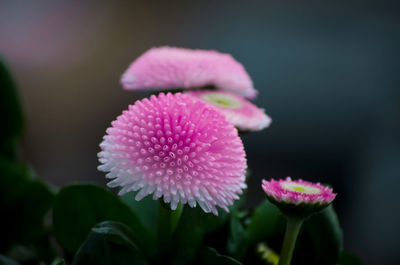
[121,46,258,98]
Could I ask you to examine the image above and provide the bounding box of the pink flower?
[262,177,336,205]
[261,177,336,217]
[98,93,247,215]
[184,90,271,131]
[121,46,258,99]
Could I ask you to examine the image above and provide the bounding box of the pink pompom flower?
[184,90,271,131]
[261,177,336,217]
[98,93,247,215]
[121,46,258,99]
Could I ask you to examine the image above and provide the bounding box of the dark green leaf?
[120,191,158,233]
[73,221,148,265]
[229,200,285,259]
[299,205,343,265]
[0,57,24,160]
[227,215,246,257]
[0,158,54,252]
[50,258,66,265]
[0,255,20,265]
[91,221,139,248]
[170,206,229,265]
[53,184,155,254]
[339,251,363,265]
[201,247,242,265]
[246,200,285,242]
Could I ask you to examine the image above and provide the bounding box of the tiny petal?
[184,90,271,131]
[261,177,336,218]
[121,46,258,98]
[99,93,247,214]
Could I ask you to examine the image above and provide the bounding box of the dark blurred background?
[1,1,399,264]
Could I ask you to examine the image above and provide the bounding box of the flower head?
[98,93,247,215]
[261,177,336,218]
[184,90,271,131]
[121,46,258,98]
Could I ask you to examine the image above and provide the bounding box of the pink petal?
[121,46,258,98]
[184,90,271,131]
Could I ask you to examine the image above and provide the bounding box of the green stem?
[170,203,183,234]
[278,217,304,265]
[158,201,172,245]
[157,201,183,262]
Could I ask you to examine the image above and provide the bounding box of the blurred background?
[1,1,399,264]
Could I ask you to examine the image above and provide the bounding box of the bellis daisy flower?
[121,46,258,99]
[98,92,247,215]
[261,177,336,218]
[184,90,271,131]
[261,177,337,265]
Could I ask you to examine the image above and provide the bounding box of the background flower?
[261,177,336,218]
[262,177,336,205]
[121,46,258,98]
[98,92,247,215]
[184,90,271,131]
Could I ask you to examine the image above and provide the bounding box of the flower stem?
[157,201,183,262]
[278,217,304,265]
[158,201,172,243]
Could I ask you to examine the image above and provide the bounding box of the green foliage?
[53,184,155,254]
[228,199,285,259]
[0,158,54,253]
[0,255,20,265]
[227,214,247,257]
[120,191,159,233]
[0,57,55,264]
[170,206,229,265]
[201,247,242,265]
[0,58,24,160]
[224,200,344,265]
[256,243,279,265]
[73,221,148,265]
[50,258,66,265]
[245,200,285,242]
[297,205,343,265]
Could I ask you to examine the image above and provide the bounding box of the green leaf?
[246,200,285,242]
[170,206,229,265]
[73,221,148,265]
[50,258,66,265]
[227,214,246,257]
[201,247,242,265]
[339,251,363,265]
[0,57,24,160]
[299,205,344,265]
[120,191,158,233]
[0,255,20,265]
[229,200,285,259]
[53,184,155,254]
[91,221,139,248]
[0,158,54,252]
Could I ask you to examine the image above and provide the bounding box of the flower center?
[202,93,242,108]
[281,182,321,194]
[293,186,305,192]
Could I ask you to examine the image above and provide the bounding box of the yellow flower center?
[281,182,321,194]
[202,93,242,109]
